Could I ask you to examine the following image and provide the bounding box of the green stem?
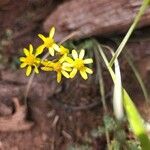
[125,51,149,102]
[110,0,149,67]
[94,47,111,150]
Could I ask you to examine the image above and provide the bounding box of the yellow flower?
[20,44,41,76]
[64,49,93,80]
[41,55,71,83]
[41,60,54,71]
[36,27,59,56]
[56,45,69,55]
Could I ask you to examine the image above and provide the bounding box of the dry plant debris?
[0,97,33,132]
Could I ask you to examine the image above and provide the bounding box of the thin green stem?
[94,47,111,150]
[125,51,149,102]
[110,0,149,67]
[101,45,124,121]
[94,48,107,112]
[95,40,150,150]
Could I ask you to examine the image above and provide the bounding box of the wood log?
[0,0,10,7]
[0,0,27,34]
[0,70,58,101]
[43,0,150,41]
[0,69,59,131]
[0,0,53,36]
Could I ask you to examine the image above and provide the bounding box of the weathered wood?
[0,70,58,101]
[0,0,53,36]
[0,70,58,131]
[0,0,10,7]
[0,0,27,33]
[0,98,33,132]
[43,0,150,41]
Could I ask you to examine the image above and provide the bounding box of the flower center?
[44,37,54,48]
[53,62,62,72]
[25,54,35,65]
[74,59,84,70]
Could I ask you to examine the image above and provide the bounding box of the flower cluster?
[19,27,93,83]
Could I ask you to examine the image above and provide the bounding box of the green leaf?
[96,42,150,150]
[123,89,150,150]
[109,0,150,66]
[125,52,149,102]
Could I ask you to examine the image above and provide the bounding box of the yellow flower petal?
[59,46,69,55]
[59,54,67,63]
[65,57,74,64]
[29,44,33,54]
[62,66,72,71]
[20,57,26,62]
[20,63,27,68]
[70,68,77,78]
[52,43,59,51]
[49,27,55,38]
[38,34,46,41]
[80,70,88,80]
[23,48,29,56]
[62,62,73,68]
[41,66,53,71]
[57,72,62,83]
[41,60,47,66]
[85,67,93,74]
[41,60,53,67]
[72,50,78,59]
[35,45,45,56]
[79,49,85,59]
[35,58,41,65]
[26,66,32,76]
[61,70,70,78]
[49,47,54,56]
[84,58,93,64]
[34,66,39,74]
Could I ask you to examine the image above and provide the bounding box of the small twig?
[62,130,72,140]
[59,31,80,44]
[52,115,59,128]
[51,114,59,150]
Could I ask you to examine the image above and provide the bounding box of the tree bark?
[43,0,150,41]
[0,0,27,34]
